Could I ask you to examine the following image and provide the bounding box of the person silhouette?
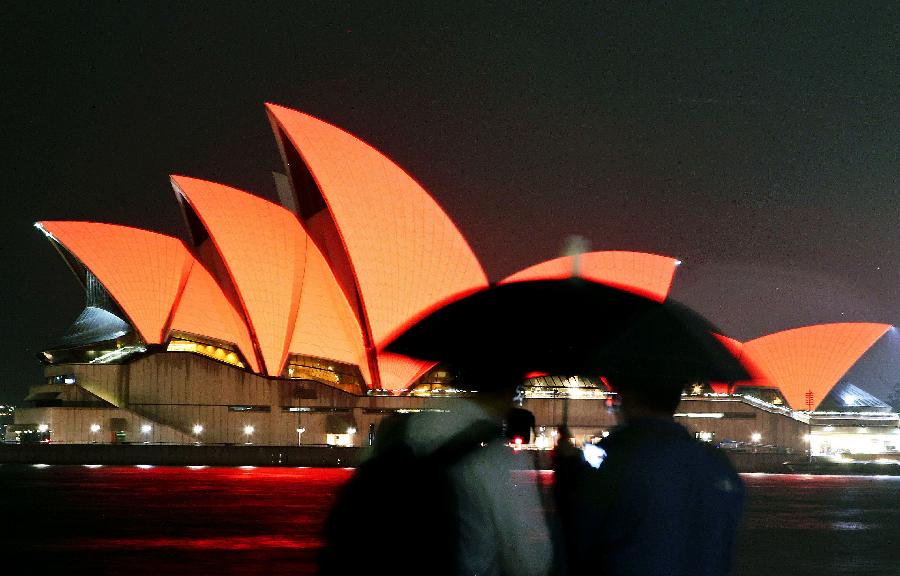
[320,365,553,576]
[554,369,745,576]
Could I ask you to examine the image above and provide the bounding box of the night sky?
[2,3,898,404]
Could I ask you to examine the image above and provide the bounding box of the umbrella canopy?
[384,278,749,385]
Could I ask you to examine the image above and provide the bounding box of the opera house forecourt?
[7,103,897,467]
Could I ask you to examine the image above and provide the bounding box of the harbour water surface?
[3,465,898,575]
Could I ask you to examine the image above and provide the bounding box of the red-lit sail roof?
[171,175,307,377]
[376,352,435,392]
[288,236,367,370]
[50,104,890,405]
[743,323,891,410]
[266,104,489,362]
[501,251,679,302]
[37,221,191,344]
[170,259,261,373]
[710,333,774,390]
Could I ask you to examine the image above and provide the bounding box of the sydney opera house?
[10,103,897,457]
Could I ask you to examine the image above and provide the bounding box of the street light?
[346,427,357,447]
[90,423,101,443]
[243,425,255,444]
[140,424,152,444]
[751,432,762,443]
[193,424,204,443]
[296,427,305,446]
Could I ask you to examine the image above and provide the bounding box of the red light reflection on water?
[6,466,900,576]
[5,465,355,575]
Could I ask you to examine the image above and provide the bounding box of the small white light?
[296,427,306,433]
[751,432,762,443]
[193,424,204,435]
[37,424,49,433]
[90,424,101,433]
[141,424,152,434]
[674,259,683,266]
[243,425,255,436]
[346,427,357,435]
[582,444,607,469]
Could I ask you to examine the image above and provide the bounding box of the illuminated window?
[167,335,245,368]
[284,354,363,390]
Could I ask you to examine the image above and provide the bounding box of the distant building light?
[90,424,101,433]
[751,432,762,443]
[243,425,255,436]
[841,393,859,406]
[37,424,49,433]
[141,424,152,434]
[193,424,204,435]
[346,427,357,435]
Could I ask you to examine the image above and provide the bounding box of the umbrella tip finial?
[563,235,590,278]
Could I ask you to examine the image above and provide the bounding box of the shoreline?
[2,444,899,475]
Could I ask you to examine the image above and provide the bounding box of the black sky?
[2,2,898,404]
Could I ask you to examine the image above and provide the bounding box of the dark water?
[734,473,900,576]
[2,465,898,575]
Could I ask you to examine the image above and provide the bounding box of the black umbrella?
[384,278,749,384]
